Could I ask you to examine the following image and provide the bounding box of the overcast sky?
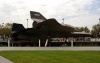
[0,0,100,30]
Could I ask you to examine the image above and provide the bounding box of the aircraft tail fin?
[12,23,25,33]
[30,11,47,23]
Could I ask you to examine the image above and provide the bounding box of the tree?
[0,23,12,36]
[84,26,90,33]
[91,24,100,37]
[75,26,90,33]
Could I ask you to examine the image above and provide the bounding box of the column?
[45,39,48,47]
[7,38,10,47]
[71,40,73,47]
[39,39,41,47]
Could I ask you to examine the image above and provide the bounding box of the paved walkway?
[0,47,100,51]
[0,56,13,63]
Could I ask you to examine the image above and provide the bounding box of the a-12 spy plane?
[11,11,76,46]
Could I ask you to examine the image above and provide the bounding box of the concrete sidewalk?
[0,47,100,51]
[0,56,13,63]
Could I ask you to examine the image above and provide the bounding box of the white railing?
[51,37,100,42]
[90,38,100,42]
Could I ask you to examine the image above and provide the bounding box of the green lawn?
[0,51,100,63]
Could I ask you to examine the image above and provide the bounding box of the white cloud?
[43,0,98,30]
[97,8,100,11]
[0,0,99,30]
[48,0,95,17]
[65,14,100,30]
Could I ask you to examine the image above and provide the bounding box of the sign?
[51,38,66,42]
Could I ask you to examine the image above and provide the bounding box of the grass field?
[0,51,100,63]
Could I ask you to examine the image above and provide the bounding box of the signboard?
[51,38,66,42]
[51,38,74,42]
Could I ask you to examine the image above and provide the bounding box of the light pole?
[27,19,28,28]
[2,23,4,35]
[99,18,100,38]
[2,23,5,40]
[62,18,64,25]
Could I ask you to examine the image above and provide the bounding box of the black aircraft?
[11,11,76,46]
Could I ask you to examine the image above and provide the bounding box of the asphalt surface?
[0,47,100,51]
